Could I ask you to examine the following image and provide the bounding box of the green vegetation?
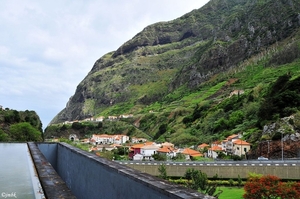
[0,109,43,142]
[244,174,300,199]
[184,168,222,198]
[218,187,244,199]
[46,0,300,152]
[158,164,167,180]
[166,168,247,198]
[46,55,300,149]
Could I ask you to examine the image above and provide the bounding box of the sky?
[0,0,210,129]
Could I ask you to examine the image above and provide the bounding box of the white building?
[133,153,143,161]
[95,116,105,122]
[140,144,161,160]
[131,137,147,143]
[91,134,129,145]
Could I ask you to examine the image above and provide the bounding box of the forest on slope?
[0,108,43,142]
[45,0,300,154]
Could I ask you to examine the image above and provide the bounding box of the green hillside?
[0,108,43,142]
[46,0,300,153]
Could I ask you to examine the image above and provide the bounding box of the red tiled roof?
[226,134,239,140]
[130,142,154,149]
[198,143,209,148]
[209,146,223,151]
[157,146,174,153]
[181,148,203,157]
[233,139,250,145]
[161,142,174,147]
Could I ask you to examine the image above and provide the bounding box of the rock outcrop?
[50,0,300,124]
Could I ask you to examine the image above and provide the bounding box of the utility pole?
[281,133,284,161]
[267,140,270,159]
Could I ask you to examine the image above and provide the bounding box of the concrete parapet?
[28,142,76,199]
[34,142,215,199]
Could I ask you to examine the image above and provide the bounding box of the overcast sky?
[0,0,210,129]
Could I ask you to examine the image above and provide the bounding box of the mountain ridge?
[47,0,300,148]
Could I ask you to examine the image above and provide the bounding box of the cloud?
[0,0,209,128]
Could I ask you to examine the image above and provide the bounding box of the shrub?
[243,174,300,199]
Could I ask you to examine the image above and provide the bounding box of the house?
[128,142,155,160]
[207,145,223,159]
[197,143,209,150]
[108,116,118,121]
[90,144,115,152]
[114,135,130,145]
[80,139,90,144]
[133,153,143,161]
[131,137,147,143]
[63,121,73,124]
[207,141,223,159]
[91,134,114,145]
[157,146,177,159]
[161,142,174,148]
[91,134,130,145]
[83,117,94,121]
[119,114,133,119]
[223,134,241,154]
[95,116,105,122]
[232,139,251,157]
[229,90,245,98]
[140,144,161,160]
[180,148,202,160]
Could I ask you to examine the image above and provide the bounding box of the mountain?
[47,0,300,148]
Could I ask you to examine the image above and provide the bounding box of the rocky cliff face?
[50,0,300,124]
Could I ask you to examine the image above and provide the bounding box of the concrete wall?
[28,143,76,199]
[37,143,213,199]
[122,162,300,180]
[37,142,58,170]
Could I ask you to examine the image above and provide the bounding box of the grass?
[217,187,245,199]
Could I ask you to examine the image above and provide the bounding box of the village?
[65,133,251,161]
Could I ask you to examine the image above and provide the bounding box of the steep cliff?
[50,0,300,129]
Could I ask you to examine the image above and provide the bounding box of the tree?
[158,164,167,180]
[152,153,167,161]
[184,168,221,197]
[153,123,168,140]
[0,129,9,141]
[9,122,43,141]
[71,122,83,130]
[237,174,243,187]
[184,168,208,191]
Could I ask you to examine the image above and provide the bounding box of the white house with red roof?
[232,139,251,157]
[129,142,154,160]
[207,145,223,159]
[179,148,203,160]
[222,134,241,154]
[157,146,177,159]
[140,144,161,160]
[91,134,129,145]
[197,143,209,150]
